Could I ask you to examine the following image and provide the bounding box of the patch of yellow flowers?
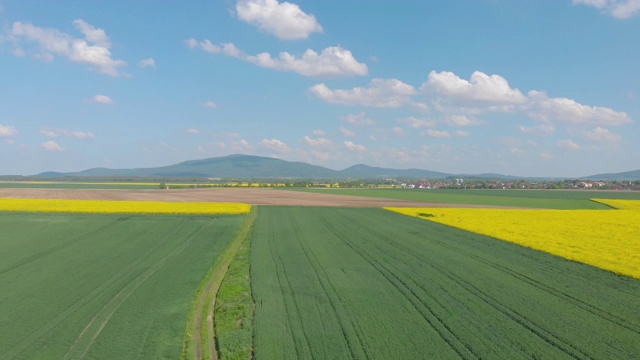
[0,198,251,215]
[386,202,640,279]
[591,198,640,210]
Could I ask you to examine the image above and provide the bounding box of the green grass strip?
[213,212,255,360]
[182,208,257,360]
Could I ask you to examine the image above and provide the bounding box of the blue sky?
[1,0,638,177]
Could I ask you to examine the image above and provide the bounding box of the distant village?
[303,178,640,191]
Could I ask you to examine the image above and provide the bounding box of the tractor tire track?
[318,215,478,359]
[288,209,369,360]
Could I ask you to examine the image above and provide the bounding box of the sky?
[0,0,639,177]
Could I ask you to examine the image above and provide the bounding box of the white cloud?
[311,150,330,160]
[583,127,622,143]
[340,126,355,137]
[517,124,556,136]
[312,129,326,136]
[231,139,253,152]
[188,39,366,77]
[527,90,631,126]
[557,139,581,151]
[91,94,113,104]
[246,46,367,76]
[203,101,217,108]
[456,130,470,137]
[442,114,481,127]
[73,19,110,47]
[40,128,95,139]
[541,152,554,159]
[236,0,323,40]
[398,116,436,129]
[0,124,18,137]
[12,48,26,57]
[422,70,527,104]
[186,128,200,134]
[573,0,640,18]
[344,140,366,152]
[41,140,63,151]
[310,78,416,107]
[11,20,126,76]
[303,135,332,147]
[138,58,156,68]
[261,138,290,153]
[425,129,451,138]
[392,127,406,136]
[341,112,374,126]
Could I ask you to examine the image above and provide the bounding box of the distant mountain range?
[33,154,640,180]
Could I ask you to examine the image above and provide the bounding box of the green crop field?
[251,206,640,359]
[0,182,162,189]
[0,212,244,359]
[292,188,640,209]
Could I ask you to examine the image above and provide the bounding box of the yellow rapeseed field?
[0,198,251,215]
[386,206,640,279]
[591,198,640,210]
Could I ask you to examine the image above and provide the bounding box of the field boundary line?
[182,207,257,360]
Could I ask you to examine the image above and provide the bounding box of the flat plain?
[0,212,243,359]
[251,206,640,359]
[2,186,639,359]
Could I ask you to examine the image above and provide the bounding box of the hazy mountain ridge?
[33,154,639,180]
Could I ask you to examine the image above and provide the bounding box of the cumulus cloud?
[231,139,253,152]
[186,128,200,134]
[398,116,436,129]
[40,128,95,139]
[187,39,367,77]
[526,90,631,126]
[311,150,331,160]
[303,135,332,147]
[344,140,366,152]
[138,58,156,68]
[517,124,556,136]
[312,129,326,136]
[341,112,374,126]
[442,114,481,127]
[583,127,622,143]
[11,20,126,76]
[422,70,527,105]
[310,78,415,107]
[203,101,217,108]
[0,124,18,137]
[261,138,290,153]
[41,140,63,151]
[392,127,407,136]
[245,46,367,76]
[425,129,452,138]
[573,0,640,18]
[91,94,113,104]
[456,130,470,137]
[12,48,26,57]
[340,126,355,137]
[236,0,323,40]
[557,139,581,151]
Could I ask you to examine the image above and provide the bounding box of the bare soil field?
[0,188,505,208]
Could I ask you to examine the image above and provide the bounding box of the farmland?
[1,187,639,359]
[294,188,640,209]
[386,205,640,279]
[0,211,245,359]
[251,206,640,359]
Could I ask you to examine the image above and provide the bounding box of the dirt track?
[0,188,502,208]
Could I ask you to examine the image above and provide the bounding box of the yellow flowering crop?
[386,206,640,279]
[0,198,251,215]
[591,198,640,210]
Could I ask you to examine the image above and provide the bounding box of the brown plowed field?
[0,188,502,208]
